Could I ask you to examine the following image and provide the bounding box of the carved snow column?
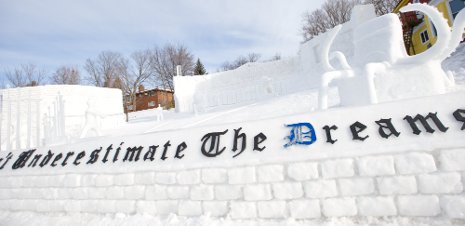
[176,65,182,77]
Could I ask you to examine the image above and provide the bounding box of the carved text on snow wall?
[0,109,463,171]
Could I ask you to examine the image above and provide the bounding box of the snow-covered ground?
[2,211,464,226]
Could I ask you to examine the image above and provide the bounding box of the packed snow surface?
[2,212,465,226]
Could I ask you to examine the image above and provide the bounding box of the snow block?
[257,201,287,218]
[177,170,200,185]
[56,188,71,199]
[322,198,357,217]
[153,200,178,215]
[71,188,88,200]
[134,172,155,185]
[357,197,397,216]
[136,200,157,215]
[123,186,145,200]
[167,186,189,199]
[395,153,437,175]
[338,178,375,196]
[155,172,177,185]
[190,185,214,200]
[97,200,116,213]
[106,186,125,199]
[321,159,354,178]
[87,187,106,199]
[397,195,440,216]
[95,175,114,187]
[439,149,465,171]
[357,155,395,176]
[441,196,465,218]
[303,180,338,198]
[377,176,417,195]
[115,200,136,214]
[287,162,319,181]
[81,200,98,213]
[230,202,257,219]
[63,174,81,187]
[215,185,242,200]
[417,173,463,194]
[244,184,273,201]
[201,168,228,184]
[257,165,284,183]
[80,174,96,187]
[272,182,303,200]
[64,200,81,212]
[288,200,321,219]
[228,167,256,184]
[145,185,168,200]
[178,201,202,216]
[202,201,229,217]
[114,173,135,186]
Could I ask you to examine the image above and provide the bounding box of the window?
[127,105,134,110]
[449,0,465,19]
[148,101,156,107]
[420,30,430,43]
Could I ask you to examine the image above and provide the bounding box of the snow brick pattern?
[1,149,465,219]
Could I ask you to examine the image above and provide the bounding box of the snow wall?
[0,91,464,220]
[0,85,125,151]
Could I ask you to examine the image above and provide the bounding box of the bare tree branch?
[5,63,46,87]
[220,52,261,71]
[84,51,127,88]
[149,44,194,91]
[52,66,81,84]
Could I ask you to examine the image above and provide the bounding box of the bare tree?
[302,0,361,41]
[5,63,47,87]
[120,49,154,120]
[52,66,81,85]
[84,51,128,88]
[365,0,398,16]
[302,0,398,41]
[221,53,261,71]
[149,44,195,91]
[268,53,282,62]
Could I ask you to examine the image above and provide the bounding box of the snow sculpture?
[319,4,465,109]
[79,99,103,138]
[155,104,164,122]
[1,85,125,150]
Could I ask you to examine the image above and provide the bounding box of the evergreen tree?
[193,58,207,75]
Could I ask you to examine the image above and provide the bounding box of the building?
[125,85,174,113]
[393,0,465,55]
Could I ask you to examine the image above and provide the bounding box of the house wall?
[409,0,461,55]
[127,90,174,112]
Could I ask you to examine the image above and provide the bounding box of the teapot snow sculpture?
[319,3,465,109]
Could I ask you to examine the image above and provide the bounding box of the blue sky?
[0,0,324,85]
